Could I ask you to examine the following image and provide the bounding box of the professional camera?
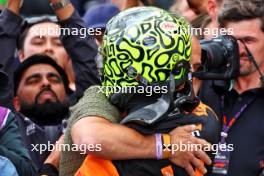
[192,35,240,80]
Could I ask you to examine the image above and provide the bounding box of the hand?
[168,125,212,176]
[7,0,22,15]
[44,135,64,169]
[49,0,74,21]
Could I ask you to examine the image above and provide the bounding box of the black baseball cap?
[14,54,69,95]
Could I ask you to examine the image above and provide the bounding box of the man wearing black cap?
[13,54,70,171]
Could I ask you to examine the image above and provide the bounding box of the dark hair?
[218,0,264,31]
[14,54,69,95]
[17,16,58,50]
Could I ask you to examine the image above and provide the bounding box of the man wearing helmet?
[50,2,220,176]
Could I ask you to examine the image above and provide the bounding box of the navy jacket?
[199,80,264,176]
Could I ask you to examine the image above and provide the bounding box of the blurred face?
[15,64,66,110]
[94,29,105,46]
[191,36,201,72]
[187,0,208,14]
[20,22,70,70]
[225,19,264,76]
[207,0,224,25]
[170,0,198,22]
[111,0,126,9]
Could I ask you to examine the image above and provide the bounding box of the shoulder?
[68,86,120,127]
[73,85,115,110]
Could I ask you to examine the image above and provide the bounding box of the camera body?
[192,35,240,80]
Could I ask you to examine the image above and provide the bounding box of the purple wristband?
[155,133,163,160]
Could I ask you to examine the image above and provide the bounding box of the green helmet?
[101,6,192,90]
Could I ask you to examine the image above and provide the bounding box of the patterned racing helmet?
[101,6,192,89]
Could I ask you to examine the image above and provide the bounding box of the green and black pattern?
[102,7,192,88]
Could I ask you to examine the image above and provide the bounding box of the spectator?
[1,52,36,176]
[187,0,208,14]
[82,3,120,80]
[170,0,198,22]
[0,0,21,109]
[0,106,37,175]
[1,0,101,173]
[207,0,224,29]
[199,0,264,175]
[83,3,120,46]
[1,0,100,105]
[17,16,76,91]
[13,55,70,170]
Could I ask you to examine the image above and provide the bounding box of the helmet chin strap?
[116,72,199,125]
[241,40,264,87]
[170,72,200,114]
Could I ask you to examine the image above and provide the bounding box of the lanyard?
[220,95,256,143]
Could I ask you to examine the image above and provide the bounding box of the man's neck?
[234,72,261,94]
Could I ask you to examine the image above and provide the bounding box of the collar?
[211,80,264,96]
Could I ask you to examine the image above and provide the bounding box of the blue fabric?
[0,156,18,176]
[82,3,120,29]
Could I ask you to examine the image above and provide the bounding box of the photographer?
[197,0,264,175]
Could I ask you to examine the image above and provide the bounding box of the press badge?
[212,150,230,175]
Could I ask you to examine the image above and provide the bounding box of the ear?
[13,96,21,112]
[18,50,26,62]
[207,0,217,21]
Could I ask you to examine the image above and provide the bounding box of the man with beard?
[0,0,100,109]
[13,54,70,171]
[199,0,264,175]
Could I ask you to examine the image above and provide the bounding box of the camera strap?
[241,41,264,87]
[220,95,257,144]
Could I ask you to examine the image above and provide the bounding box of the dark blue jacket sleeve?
[59,10,101,100]
[0,9,23,109]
